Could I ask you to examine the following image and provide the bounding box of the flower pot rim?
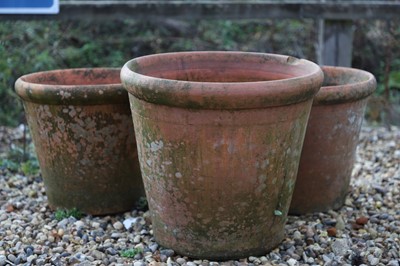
[314,66,376,105]
[15,68,127,105]
[121,51,324,109]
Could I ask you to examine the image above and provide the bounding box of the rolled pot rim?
[314,66,377,105]
[15,68,127,105]
[121,51,324,109]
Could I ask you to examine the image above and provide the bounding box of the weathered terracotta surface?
[15,68,144,215]
[122,52,323,259]
[290,66,376,215]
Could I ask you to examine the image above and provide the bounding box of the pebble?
[7,254,16,263]
[160,254,167,262]
[135,243,145,250]
[0,255,5,266]
[248,256,257,262]
[167,257,172,265]
[352,222,364,230]
[368,228,378,238]
[369,257,380,265]
[53,246,64,253]
[123,217,138,230]
[332,239,349,256]
[327,227,337,237]
[113,221,124,230]
[160,249,175,257]
[373,247,383,258]
[287,258,298,266]
[336,215,346,230]
[149,243,159,252]
[134,235,141,244]
[176,257,186,265]
[111,233,122,239]
[106,247,117,255]
[74,220,85,228]
[91,250,105,260]
[0,214,7,222]
[27,254,37,263]
[92,221,100,228]
[356,216,369,225]
[0,125,398,265]
[36,258,45,266]
[293,230,302,240]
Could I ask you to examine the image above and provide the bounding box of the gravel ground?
[0,125,399,266]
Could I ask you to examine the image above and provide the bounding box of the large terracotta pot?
[15,68,144,215]
[290,66,376,215]
[121,51,323,259]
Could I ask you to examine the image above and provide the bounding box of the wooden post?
[318,20,354,67]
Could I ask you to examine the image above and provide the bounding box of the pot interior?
[322,68,371,87]
[21,68,121,86]
[132,53,314,83]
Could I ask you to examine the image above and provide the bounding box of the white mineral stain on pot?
[255,184,267,194]
[227,142,235,154]
[213,139,223,149]
[59,91,71,99]
[261,159,269,170]
[150,140,164,152]
[55,117,66,132]
[175,172,182,178]
[43,105,52,117]
[347,109,358,124]
[333,124,343,131]
[69,108,76,117]
[348,115,356,124]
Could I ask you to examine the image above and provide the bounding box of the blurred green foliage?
[0,19,316,126]
[1,19,399,126]
[353,20,400,124]
[0,142,39,174]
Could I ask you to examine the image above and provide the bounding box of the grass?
[54,208,83,221]
[120,248,142,258]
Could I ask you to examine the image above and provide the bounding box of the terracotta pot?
[15,68,144,215]
[290,66,376,215]
[121,51,323,259]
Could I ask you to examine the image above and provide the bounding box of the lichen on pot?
[121,51,323,259]
[15,68,145,215]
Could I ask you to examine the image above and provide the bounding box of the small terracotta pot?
[290,66,376,215]
[15,68,145,215]
[121,51,323,259]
